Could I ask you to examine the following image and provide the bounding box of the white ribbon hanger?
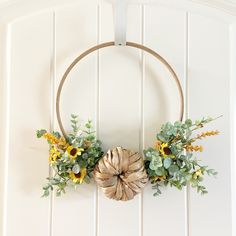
[112,0,128,46]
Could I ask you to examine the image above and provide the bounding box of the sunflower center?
[163,147,172,155]
[74,172,81,178]
[70,148,77,156]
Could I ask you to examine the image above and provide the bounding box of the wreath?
[37,42,219,201]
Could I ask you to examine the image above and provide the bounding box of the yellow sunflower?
[69,168,87,184]
[193,169,202,179]
[159,143,174,158]
[49,147,60,163]
[66,146,84,160]
[152,175,166,182]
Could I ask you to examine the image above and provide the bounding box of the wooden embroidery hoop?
[56,41,184,138]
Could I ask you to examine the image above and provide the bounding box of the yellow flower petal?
[43,133,60,145]
[69,168,87,184]
[49,147,60,163]
[159,143,174,158]
[152,175,166,182]
[193,169,202,179]
[66,146,84,160]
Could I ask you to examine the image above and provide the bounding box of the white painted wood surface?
[1,13,53,236]
[188,14,231,236]
[0,1,235,236]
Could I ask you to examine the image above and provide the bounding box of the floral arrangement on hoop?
[144,117,219,196]
[37,115,219,200]
[37,115,103,197]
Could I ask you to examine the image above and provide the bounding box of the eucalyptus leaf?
[149,156,162,170]
[156,134,167,142]
[163,158,172,169]
[72,164,81,174]
[71,114,78,119]
[168,164,179,175]
[155,167,166,176]
[176,159,183,168]
[36,129,47,138]
[174,121,182,127]
[185,119,192,127]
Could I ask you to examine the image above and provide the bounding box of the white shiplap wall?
[0,1,234,236]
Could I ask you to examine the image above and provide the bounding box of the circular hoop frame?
[56,41,184,138]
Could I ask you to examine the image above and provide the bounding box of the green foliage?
[144,117,219,197]
[36,129,47,138]
[38,114,104,197]
[163,158,172,169]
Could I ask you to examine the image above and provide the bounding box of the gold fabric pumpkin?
[94,147,148,201]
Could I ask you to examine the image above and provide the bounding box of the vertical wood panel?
[188,14,231,236]
[5,13,53,236]
[98,3,142,236]
[143,6,187,236]
[0,24,11,236]
[230,23,236,236]
[53,2,98,236]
